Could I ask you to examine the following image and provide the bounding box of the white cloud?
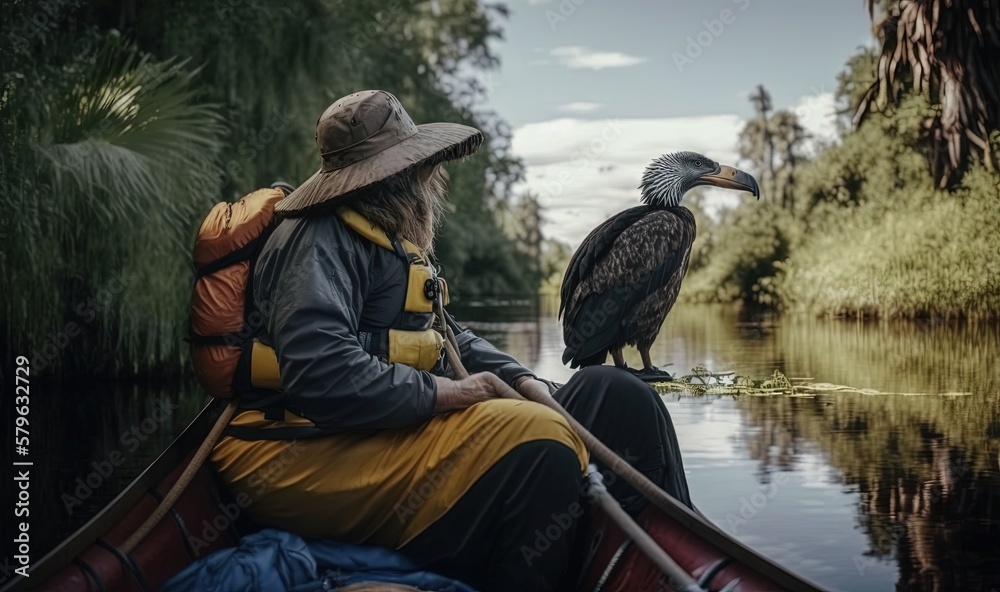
[791,92,839,155]
[512,92,843,248]
[512,115,746,247]
[557,102,603,114]
[550,46,647,70]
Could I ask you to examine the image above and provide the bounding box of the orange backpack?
[189,184,290,399]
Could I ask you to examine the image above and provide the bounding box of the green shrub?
[1,36,225,376]
[682,202,800,310]
[785,164,1000,319]
[685,94,1000,319]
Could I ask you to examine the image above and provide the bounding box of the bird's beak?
[693,166,760,199]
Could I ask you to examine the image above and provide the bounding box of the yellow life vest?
[247,207,449,392]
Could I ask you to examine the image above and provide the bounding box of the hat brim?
[275,122,483,217]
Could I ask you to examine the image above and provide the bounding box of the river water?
[18,304,1000,592]
[465,303,1000,592]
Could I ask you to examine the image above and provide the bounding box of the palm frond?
[859,0,1000,187]
[4,35,225,375]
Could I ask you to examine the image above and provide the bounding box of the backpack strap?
[195,237,262,277]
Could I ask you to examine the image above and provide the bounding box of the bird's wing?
[561,208,696,366]
[559,205,650,319]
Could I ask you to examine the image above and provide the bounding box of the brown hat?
[275,90,484,216]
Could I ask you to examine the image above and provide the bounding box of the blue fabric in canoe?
[161,528,478,592]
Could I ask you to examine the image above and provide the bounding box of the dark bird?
[559,151,759,379]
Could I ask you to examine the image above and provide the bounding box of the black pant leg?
[400,440,583,592]
[553,365,693,515]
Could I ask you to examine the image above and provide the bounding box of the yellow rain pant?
[210,399,589,548]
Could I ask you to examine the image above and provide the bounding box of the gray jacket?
[254,212,535,433]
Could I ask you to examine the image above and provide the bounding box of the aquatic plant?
[651,367,972,398]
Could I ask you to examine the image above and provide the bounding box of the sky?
[480,0,877,246]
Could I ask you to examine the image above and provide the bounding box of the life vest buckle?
[423,277,439,301]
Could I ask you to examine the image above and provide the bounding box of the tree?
[1,0,533,376]
[745,85,777,198]
[770,110,810,212]
[836,47,879,131]
[858,0,1000,187]
[508,192,543,285]
[1,33,225,376]
[739,87,809,212]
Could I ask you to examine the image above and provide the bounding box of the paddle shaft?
[585,468,707,592]
[120,400,238,554]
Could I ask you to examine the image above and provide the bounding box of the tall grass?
[683,96,1000,320]
[785,165,1000,319]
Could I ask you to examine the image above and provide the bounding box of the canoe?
[1,401,827,592]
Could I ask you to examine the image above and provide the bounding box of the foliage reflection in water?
[468,302,1000,592]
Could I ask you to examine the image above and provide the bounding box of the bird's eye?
[694,160,703,167]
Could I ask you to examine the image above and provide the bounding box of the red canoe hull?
[573,506,795,591]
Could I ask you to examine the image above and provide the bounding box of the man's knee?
[476,399,589,470]
[574,365,661,408]
[518,439,584,476]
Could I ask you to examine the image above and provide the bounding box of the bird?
[559,151,759,380]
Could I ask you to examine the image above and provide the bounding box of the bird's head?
[639,151,760,208]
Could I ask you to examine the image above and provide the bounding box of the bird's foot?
[629,366,675,383]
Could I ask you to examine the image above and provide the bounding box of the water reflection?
[25,380,203,557]
[472,303,1000,591]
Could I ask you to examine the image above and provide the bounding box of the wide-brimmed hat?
[275,90,484,216]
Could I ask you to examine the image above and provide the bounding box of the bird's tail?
[561,346,577,367]
[562,346,607,369]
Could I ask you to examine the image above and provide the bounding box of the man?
[211,90,692,591]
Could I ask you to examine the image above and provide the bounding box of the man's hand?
[433,372,523,413]
[514,376,552,402]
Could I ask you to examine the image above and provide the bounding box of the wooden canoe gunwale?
[0,400,221,592]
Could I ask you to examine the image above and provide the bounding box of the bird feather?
[561,207,696,367]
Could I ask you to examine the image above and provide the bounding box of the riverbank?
[680,94,1000,321]
[783,165,1000,320]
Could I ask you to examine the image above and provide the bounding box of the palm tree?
[2,36,225,375]
[857,0,1000,187]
